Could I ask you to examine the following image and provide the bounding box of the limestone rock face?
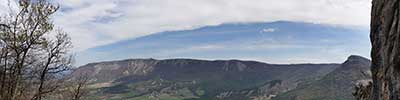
[356,0,400,100]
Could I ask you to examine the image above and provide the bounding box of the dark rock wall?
[358,0,400,100]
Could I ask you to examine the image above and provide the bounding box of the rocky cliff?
[354,0,400,100]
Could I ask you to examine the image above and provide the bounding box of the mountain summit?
[274,55,371,100]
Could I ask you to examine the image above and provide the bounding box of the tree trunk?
[369,0,400,100]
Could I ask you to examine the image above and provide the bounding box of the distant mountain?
[77,21,370,66]
[273,55,371,100]
[71,55,370,100]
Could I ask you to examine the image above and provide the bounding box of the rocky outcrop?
[355,0,400,100]
[354,81,372,100]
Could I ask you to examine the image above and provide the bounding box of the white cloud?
[0,0,372,51]
[262,28,276,33]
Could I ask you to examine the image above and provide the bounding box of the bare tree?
[70,72,90,100]
[49,72,91,100]
[0,0,73,100]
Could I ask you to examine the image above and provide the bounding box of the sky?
[78,21,370,65]
[0,0,372,65]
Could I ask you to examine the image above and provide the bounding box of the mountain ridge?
[71,55,370,100]
[80,57,345,68]
[273,55,371,100]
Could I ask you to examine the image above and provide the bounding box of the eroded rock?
[355,0,400,100]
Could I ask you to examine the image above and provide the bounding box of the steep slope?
[72,58,340,100]
[274,55,371,100]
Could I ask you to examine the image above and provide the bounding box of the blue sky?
[0,0,372,65]
[77,21,370,65]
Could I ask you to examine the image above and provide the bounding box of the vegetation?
[69,58,369,100]
[0,0,88,100]
[0,0,373,100]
